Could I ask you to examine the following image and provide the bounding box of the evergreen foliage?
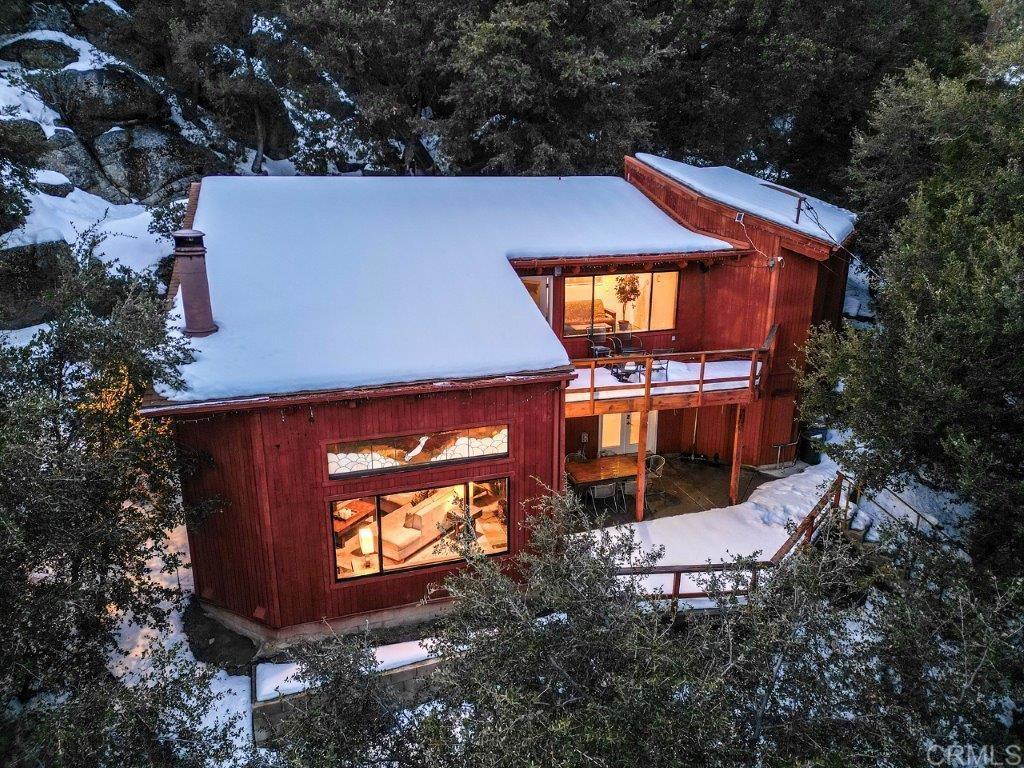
[274,490,1024,767]
[440,0,663,175]
[0,229,227,763]
[10,645,256,768]
[802,38,1024,571]
[0,113,45,235]
[646,0,986,198]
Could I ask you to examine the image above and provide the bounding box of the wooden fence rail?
[615,472,850,610]
[569,325,779,408]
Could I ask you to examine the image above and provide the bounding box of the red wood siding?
[176,379,564,630]
[175,412,278,625]
[566,415,600,459]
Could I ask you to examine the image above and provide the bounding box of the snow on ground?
[255,640,433,702]
[1,187,167,273]
[614,458,841,597]
[850,478,972,542]
[112,525,254,752]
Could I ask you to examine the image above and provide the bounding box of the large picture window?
[327,424,508,479]
[563,271,678,337]
[331,479,509,580]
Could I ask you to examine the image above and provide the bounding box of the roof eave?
[140,365,574,418]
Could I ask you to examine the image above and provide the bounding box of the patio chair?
[643,454,668,510]
[614,332,644,356]
[588,329,612,358]
[651,349,673,379]
[646,454,666,479]
[617,478,638,515]
[587,482,617,516]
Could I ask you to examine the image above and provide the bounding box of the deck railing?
[569,325,779,407]
[615,471,849,611]
[616,469,969,611]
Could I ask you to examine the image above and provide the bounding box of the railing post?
[747,347,758,397]
[588,360,596,413]
[634,357,654,522]
[804,504,816,545]
[671,571,681,615]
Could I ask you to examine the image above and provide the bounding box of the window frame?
[561,269,680,338]
[328,476,512,584]
[323,422,510,482]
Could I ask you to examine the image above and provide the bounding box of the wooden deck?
[564,326,777,418]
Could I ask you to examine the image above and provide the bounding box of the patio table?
[566,454,638,488]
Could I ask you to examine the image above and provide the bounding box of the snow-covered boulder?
[92,124,224,204]
[0,239,72,330]
[39,128,131,203]
[32,169,74,198]
[0,38,79,70]
[29,65,170,138]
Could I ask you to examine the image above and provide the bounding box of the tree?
[0,227,193,721]
[681,519,1024,766]
[646,0,986,200]
[408,489,690,767]
[283,0,472,175]
[10,645,257,768]
[801,38,1024,571]
[0,114,44,235]
[273,634,407,768]
[110,0,290,173]
[440,0,663,175]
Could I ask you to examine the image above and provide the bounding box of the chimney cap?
[172,228,206,254]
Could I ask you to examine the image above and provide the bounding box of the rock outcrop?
[92,125,224,204]
[0,38,78,69]
[38,128,131,204]
[0,240,73,330]
[30,66,171,139]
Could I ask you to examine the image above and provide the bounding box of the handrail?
[615,472,848,610]
[569,325,780,408]
[613,464,967,612]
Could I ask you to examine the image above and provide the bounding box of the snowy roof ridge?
[634,153,857,246]
[161,174,732,404]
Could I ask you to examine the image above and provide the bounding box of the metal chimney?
[172,229,218,337]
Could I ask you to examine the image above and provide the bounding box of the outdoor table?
[566,454,639,489]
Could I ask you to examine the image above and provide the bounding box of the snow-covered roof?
[635,153,856,246]
[163,175,733,405]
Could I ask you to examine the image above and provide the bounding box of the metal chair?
[646,454,666,479]
[643,454,667,510]
[588,329,612,358]
[617,478,638,515]
[587,482,617,516]
[616,326,644,355]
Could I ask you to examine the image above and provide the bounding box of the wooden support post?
[634,357,654,522]
[729,405,746,505]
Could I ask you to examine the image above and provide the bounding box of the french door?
[599,411,658,455]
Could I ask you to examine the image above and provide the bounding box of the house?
[143,154,855,641]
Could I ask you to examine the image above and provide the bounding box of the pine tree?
[440,0,663,175]
[0,228,193,727]
[801,37,1024,572]
[646,0,986,199]
[283,0,472,175]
